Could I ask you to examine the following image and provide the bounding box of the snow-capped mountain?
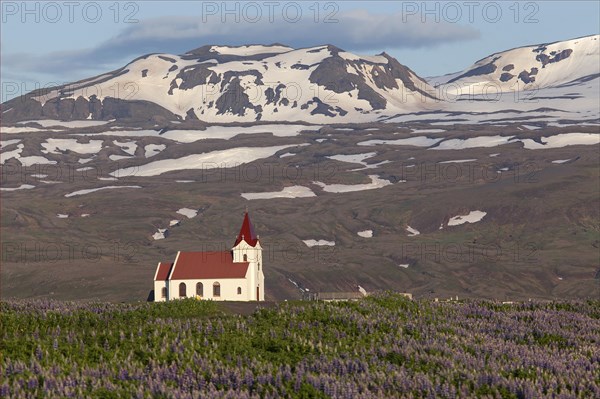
[2,36,598,125]
[1,44,437,124]
[430,34,599,95]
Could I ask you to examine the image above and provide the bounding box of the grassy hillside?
[2,124,599,302]
[1,294,599,398]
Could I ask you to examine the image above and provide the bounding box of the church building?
[154,211,264,302]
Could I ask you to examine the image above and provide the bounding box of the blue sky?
[2,1,599,101]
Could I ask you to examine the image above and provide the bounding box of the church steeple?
[234,210,258,247]
[231,209,264,301]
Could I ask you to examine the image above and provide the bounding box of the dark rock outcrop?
[173,64,219,91]
[518,67,539,84]
[536,49,573,67]
[447,57,500,83]
[302,97,347,117]
[215,78,260,116]
[158,55,177,63]
[309,56,388,110]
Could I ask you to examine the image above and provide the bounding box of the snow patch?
[242,186,316,200]
[153,228,168,240]
[18,119,111,128]
[0,139,21,148]
[438,159,477,164]
[144,144,166,158]
[0,144,23,164]
[109,154,133,161]
[518,133,600,149]
[521,125,541,130]
[303,239,335,247]
[111,145,295,177]
[64,185,141,197]
[160,125,321,143]
[210,44,292,56]
[410,128,445,134]
[433,136,514,150]
[338,51,387,64]
[113,140,137,156]
[177,208,198,218]
[357,230,373,238]
[0,184,35,191]
[328,152,376,165]
[1,126,61,134]
[42,139,103,154]
[358,137,443,147]
[313,175,393,193]
[19,156,57,166]
[447,210,487,226]
[406,226,420,236]
[327,152,390,171]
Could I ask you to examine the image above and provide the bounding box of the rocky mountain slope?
[1,44,437,124]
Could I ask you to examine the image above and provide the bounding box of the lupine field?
[1,294,599,398]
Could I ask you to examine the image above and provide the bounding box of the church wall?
[167,278,253,301]
[154,280,168,302]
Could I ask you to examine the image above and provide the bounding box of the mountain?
[429,34,599,93]
[1,44,437,124]
[3,36,599,125]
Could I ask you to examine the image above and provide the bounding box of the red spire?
[234,211,258,247]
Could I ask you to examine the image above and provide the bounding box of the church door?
[256,286,259,301]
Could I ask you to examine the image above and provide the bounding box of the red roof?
[154,262,173,281]
[170,251,249,280]
[234,211,258,247]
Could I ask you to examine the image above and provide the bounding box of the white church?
[153,211,264,302]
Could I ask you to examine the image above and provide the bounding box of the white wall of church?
[232,240,262,263]
[167,278,255,301]
[257,268,265,301]
[154,280,168,302]
[232,240,264,301]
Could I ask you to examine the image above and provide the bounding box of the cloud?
[2,9,479,80]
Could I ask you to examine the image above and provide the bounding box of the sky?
[1,1,599,101]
